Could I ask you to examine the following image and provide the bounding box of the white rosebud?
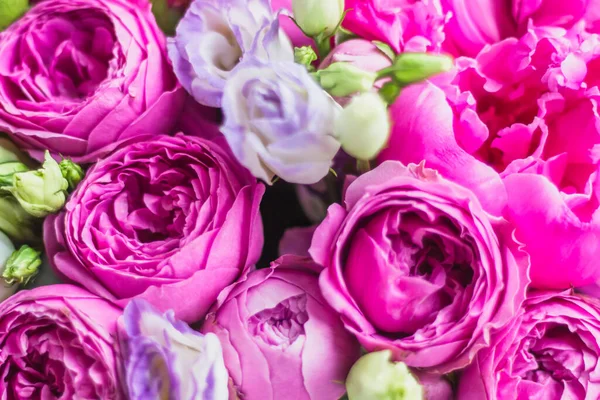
[335,92,390,160]
[292,0,344,37]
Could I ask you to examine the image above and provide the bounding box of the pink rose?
[201,255,361,400]
[442,0,600,56]
[0,285,123,399]
[0,0,185,163]
[319,39,393,105]
[380,26,600,288]
[458,290,600,399]
[45,134,264,323]
[342,0,448,53]
[311,161,529,373]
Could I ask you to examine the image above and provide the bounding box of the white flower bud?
[335,92,390,160]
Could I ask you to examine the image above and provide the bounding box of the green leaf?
[372,40,396,60]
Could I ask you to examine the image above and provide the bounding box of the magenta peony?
[311,161,529,373]
[380,26,600,288]
[458,290,600,399]
[0,285,123,399]
[44,134,264,323]
[442,0,600,56]
[0,0,184,162]
[201,255,361,400]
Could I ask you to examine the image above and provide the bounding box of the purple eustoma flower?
[221,58,341,185]
[168,0,293,107]
[120,299,229,400]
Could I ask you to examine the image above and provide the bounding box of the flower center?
[19,9,116,102]
[249,294,309,347]
[344,210,476,335]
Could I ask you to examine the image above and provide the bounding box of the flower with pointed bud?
[4,151,68,218]
[0,230,15,301]
[335,92,390,160]
[292,0,344,37]
[0,197,37,242]
[346,350,424,400]
[59,158,84,191]
[315,62,377,98]
[294,46,318,69]
[0,0,28,31]
[386,53,453,86]
[2,245,41,286]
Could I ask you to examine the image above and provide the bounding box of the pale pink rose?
[379,26,600,289]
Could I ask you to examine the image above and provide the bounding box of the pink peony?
[458,290,600,399]
[44,134,264,323]
[0,0,184,163]
[442,0,600,56]
[342,0,448,53]
[311,161,529,373]
[380,26,600,289]
[201,255,361,400]
[0,285,123,398]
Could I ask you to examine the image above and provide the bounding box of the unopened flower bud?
[0,197,37,242]
[335,92,390,160]
[292,0,344,37]
[295,46,318,70]
[2,245,41,286]
[315,62,377,97]
[0,230,16,301]
[59,158,84,191]
[346,350,424,400]
[385,53,453,86]
[4,151,68,218]
[0,0,28,31]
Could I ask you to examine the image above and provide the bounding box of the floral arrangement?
[0,0,599,399]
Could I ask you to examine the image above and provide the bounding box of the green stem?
[315,36,332,59]
[357,159,371,175]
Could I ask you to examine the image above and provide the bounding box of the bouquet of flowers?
[1,0,600,398]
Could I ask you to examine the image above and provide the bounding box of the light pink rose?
[342,0,448,53]
[442,0,600,56]
[319,39,393,105]
[458,290,600,399]
[380,26,600,289]
[201,255,361,400]
[311,161,529,373]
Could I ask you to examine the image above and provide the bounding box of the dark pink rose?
[342,0,448,53]
[202,255,361,400]
[0,285,123,399]
[458,290,600,399]
[45,134,264,323]
[311,161,529,373]
[380,26,600,289]
[0,0,185,163]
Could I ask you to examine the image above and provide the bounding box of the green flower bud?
[0,0,28,31]
[292,0,344,37]
[335,92,390,160]
[315,62,377,97]
[379,53,453,87]
[59,158,85,191]
[4,151,68,218]
[346,350,424,400]
[0,161,29,186]
[0,197,37,242]
[295,46,318,70]
[2,245,41,286]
